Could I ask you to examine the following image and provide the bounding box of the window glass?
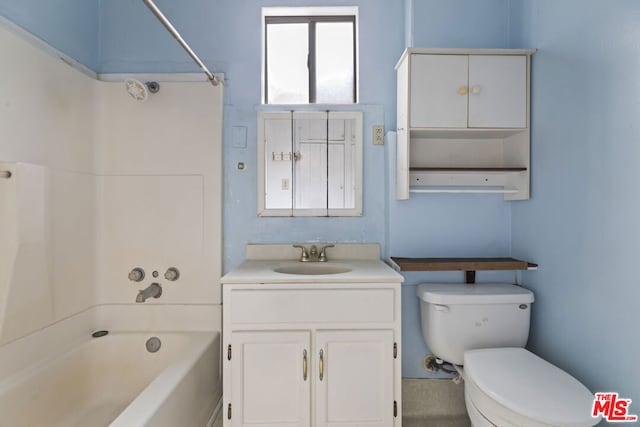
[316,22,355,104]
[264,15,356,104]
[266,23,309,104]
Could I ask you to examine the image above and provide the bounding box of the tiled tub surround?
[0,329,221,427]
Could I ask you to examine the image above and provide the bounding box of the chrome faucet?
[293,244,334,262]
[136,283,162,303]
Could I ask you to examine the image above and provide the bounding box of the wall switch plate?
[232,126,247,148]
[373,125,384,145]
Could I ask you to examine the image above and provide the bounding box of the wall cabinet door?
[410,54,469,128]
[230,331,311,427]
[409,54,527,129]
[315,330,395,427]
[468,55,527,128]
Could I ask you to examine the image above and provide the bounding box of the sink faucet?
[136,283,162,303]
[292,244,334,262]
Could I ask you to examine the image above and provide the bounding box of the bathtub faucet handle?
[128,267,145,282]
[164,267,180,281]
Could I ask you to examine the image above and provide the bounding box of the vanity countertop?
[221,259,403,284]
[221,244,403,284]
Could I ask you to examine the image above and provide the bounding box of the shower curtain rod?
[142,0,220,86]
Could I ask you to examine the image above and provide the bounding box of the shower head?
[125,79,160,101]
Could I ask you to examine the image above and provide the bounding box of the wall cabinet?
[257,111,363,217]
[222,284,401,427]
[396,48,536,200]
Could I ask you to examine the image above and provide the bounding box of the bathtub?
[0,331,221,427]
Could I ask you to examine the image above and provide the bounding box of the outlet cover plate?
[373,125,384,145]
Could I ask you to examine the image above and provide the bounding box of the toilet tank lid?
[416,283,534,304]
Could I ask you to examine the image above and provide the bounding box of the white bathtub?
[0,331,221,427]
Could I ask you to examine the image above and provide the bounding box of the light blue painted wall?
[98,0,405,271]
[410,0,511,48]
[3,0,518,380]
[393,0,515,378]
[510,0,640,403]
[0,0,99,70]
[404,0,413,48]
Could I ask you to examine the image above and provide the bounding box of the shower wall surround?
[0,24,223,346]
[0,27,97,344]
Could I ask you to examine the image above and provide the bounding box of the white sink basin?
[273,263,352,275]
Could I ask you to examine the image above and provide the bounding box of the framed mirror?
[258,111,363,216]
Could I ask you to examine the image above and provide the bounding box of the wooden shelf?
[389,257,537,283]
[410,167,527,172]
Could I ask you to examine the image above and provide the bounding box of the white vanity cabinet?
[222,283,401,427]
[396,48,536,200]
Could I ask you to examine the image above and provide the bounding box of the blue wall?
[1,0,517,380]
[392,0,516,378]
[0,0,99,70]
[98,0,405,271]
[7,0,639,399]
[410,0,511,48]
[510,0,640,404]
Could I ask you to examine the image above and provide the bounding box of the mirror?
[258,111,362,216]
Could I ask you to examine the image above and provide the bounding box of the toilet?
[417,283,598,427]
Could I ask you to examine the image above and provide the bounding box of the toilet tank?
[417,283,535,365]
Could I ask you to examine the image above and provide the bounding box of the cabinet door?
[410,54,468,128]
[468,55,527,128]
[315,330,395,427]
[230,331,311,427]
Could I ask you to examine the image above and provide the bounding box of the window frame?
[264,15,357,104]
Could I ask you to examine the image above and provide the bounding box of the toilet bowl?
[417,283,599,427]
[462,348,598,427]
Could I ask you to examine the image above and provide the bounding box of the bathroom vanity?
[221,244,403,427]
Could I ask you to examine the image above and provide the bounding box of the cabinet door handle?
[457,86,468,96]
[471,85,481,95]
[303,349,308,381]
[319,349,324,381]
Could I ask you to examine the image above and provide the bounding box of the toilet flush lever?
[433,304,450,312]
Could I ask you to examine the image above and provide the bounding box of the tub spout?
[136,283,162,303]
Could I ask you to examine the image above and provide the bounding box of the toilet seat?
[464,348,597,427]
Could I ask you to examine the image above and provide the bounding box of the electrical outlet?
[373,125,384,145]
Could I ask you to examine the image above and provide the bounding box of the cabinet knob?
[471,85,481,95]
[457,86,468,96]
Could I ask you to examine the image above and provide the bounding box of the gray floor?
[403,415,471,427]
[402,378,471,427]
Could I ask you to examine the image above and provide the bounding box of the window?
[263,8,357,104]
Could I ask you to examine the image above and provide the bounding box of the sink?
[273,263,352,275]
